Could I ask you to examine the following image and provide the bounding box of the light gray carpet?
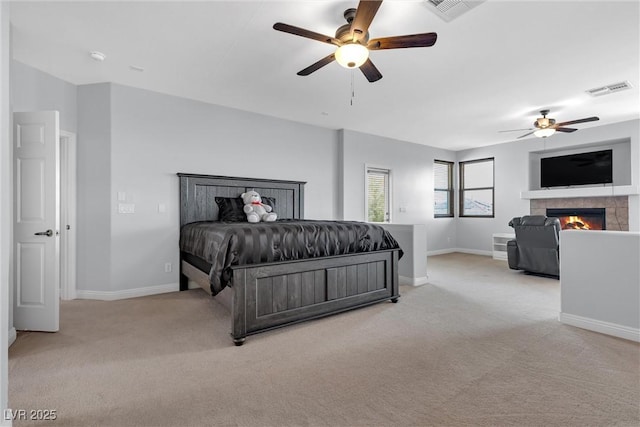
[9,253,640,426]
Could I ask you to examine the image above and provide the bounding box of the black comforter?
[179,219,402,295]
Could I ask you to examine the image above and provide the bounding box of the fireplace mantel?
[521,185,639,200]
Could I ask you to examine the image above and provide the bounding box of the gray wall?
[456,138,542,253]
[529,138,632,190]
[560,230,640,335]
[77,84,112,292]
[455,119,640,253]
[340,129,458,252]
[107,83,340,291]
[10,61,640,295]
[11,60,77,132]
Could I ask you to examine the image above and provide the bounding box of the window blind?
[367,168,389,222]
[434,161,450,190]
[434,160,454,217]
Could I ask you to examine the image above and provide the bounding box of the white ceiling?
[9,0,640,150]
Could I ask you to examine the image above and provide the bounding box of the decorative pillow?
[215,197,246,222]
[261,196,276,211]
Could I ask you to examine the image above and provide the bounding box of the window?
[459,158,494,217]
[434,160,454,217]
[366,167,390,222]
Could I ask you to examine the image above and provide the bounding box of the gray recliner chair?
[507,215,561,278]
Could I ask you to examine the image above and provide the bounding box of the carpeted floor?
[8,253,640,426]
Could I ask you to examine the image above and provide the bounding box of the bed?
[178,173,401,345]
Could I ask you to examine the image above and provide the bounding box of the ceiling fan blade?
[517,131,536,139]
[554,116,600,127]
[555,127,578,133]
[368,33,438,50]
[499,128,534,133]
[350,0,383,42]
[273,22,341,46]
[297,53,336,76]
[359,58,383,83]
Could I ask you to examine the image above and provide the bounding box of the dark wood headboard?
[177,173,306,226]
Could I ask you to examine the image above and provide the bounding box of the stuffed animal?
[241,190,277,223]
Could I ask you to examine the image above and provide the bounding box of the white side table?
[492,233,515,260]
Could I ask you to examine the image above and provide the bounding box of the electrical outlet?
[118,203,135,214]
[164,263,172,273]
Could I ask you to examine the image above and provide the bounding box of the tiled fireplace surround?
[530,196,629,231]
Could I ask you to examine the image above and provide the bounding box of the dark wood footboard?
[229,249,400,345]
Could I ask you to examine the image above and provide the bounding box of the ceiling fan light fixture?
[534,128,556,138]
[335,43,369,69]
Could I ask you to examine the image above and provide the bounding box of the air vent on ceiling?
[586,81,633,97]
[423,0,486,22]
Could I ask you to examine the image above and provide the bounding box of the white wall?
[7,64,463,297]
[379,224,428,285]
[10,61,639,297]
[560,230,640,342]
[340,129,457,252]
[1,2,11,424]
[11,61,77,132]
[106,83,340,292]
[529,139,632,190]
[456,137,544,254]
[456,119,640,253]
[76,84,112,293]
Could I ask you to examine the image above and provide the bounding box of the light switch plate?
[118,203,135,214]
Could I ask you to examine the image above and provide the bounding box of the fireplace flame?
[548,209,606,231]
[562,215,592,230]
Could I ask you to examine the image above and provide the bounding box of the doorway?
[60,131,76,300]
[12,111,76,333]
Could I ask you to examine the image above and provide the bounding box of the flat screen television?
[540,149,613,188]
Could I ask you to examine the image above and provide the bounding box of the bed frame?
[178,173,400,345]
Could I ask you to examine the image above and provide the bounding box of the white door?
[13,111,60,332]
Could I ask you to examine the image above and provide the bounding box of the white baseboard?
[427,248,492,257]
[76,283,179,301]
[399,276,428,286]
[427,248,455,256]
[559,312,640,342]
[8,326,16,347]
[455,248,493,257]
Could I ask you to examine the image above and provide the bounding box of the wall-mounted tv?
[540,149,613,188]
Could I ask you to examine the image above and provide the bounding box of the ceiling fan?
[501,110,600,139]
[273,0,437,83]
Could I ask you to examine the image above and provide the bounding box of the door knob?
[34,229,53,237]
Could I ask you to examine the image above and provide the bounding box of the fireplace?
[531,196,627,231]
[546,208,606,230]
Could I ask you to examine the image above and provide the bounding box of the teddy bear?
[241,190,277,223]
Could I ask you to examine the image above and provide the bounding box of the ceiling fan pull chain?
[350,70,355,106]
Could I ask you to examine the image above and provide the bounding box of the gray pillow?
[215,197,246,222]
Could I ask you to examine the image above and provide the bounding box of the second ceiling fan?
[273,0,438,83]
[501,110,600,139]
